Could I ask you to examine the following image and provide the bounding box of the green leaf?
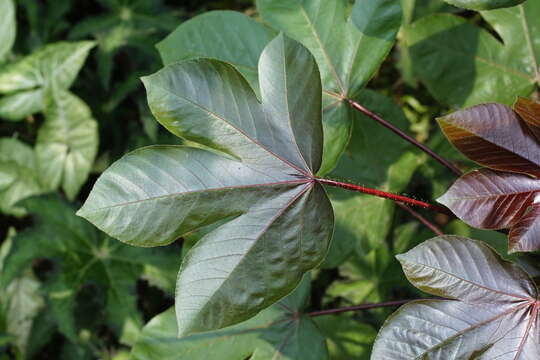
[35,90,98,200]
[404,3,539,107]
[443,0,526,10]
[0,229,44,357]
[79,35,334,336]
[314,314,376,360]
[1,194,181,344]
[0,41,95,120]
[0,138,43,216]
[157,11,275,93]
[130,277,328,360]
[372,235,540,359]
[0,0,16,61]
[257,0,402,174]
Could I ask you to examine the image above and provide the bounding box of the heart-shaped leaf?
[130,276,329,360]
[438,100,540,252]
[371,235,540,359]
[0,138,43,216]
[443,0,526,10]
[0,41,95,121]
[78,35,334,336]
[0,0,15,62]
[404,1,539,107]
[35,89,98,200]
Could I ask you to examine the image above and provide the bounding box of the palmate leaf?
[158,1,402,174]
[78,35,334,336]
[443,0,526,10]
[257,0,402,173]
[404,1,539,107]
[0,194,181,344]
[437,100,540,252]
[371,235,540,360]
[130,276,328,360]
[0,41,95,120]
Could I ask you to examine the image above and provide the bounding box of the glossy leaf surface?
[130,277,328,360]
[1,194,180,344]
[36,90,98,200]
[0,0,15,61]
[258,0,401,173]
[372,236,540,359]
[0,41,94,120]
[79,35,334,336]
[405,1,539,107]
[438,100,540,252]
[443,0,526,10]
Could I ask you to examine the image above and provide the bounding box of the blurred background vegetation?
[1,0,534,359]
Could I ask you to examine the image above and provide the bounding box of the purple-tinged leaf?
[509,204,540,253]
[437,103,540,177]
[372,236,540,359]
[438,168,540,230]
[515,97,540,143]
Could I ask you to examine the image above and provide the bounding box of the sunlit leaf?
[0,138,43,216]
[78,35,334,336]
[372,235,540,359]
[36,89,98,200]
[0,41,95,120]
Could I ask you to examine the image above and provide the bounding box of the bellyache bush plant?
[77,0,540,359]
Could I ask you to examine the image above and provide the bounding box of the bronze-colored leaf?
[509,204,540,253]
[437,103,540,177]
[438,168,540,230]
[514,97,540,142]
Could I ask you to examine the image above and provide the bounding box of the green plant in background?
[2,0,540,359]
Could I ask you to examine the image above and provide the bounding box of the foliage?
[438,99,540,253]
[372,235,540,359]
[2,0,540,359]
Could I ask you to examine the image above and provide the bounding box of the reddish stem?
[347,99,463,177]
[396,202,444,236]
[307,299,422,317]
[317,178,452,215]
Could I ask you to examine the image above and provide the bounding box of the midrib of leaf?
[298,4,346,95]
[188,183,314,325]
[417,302,532,357]
[513,301,539,360]
[154,83,311,177]
[281,50,311,172]
[81,180,310,213]
[408,262,532,301]
[271,319,296,360]
[422,36,534,82]
[518,5,540,83]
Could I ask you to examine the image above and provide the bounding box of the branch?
[347,99,463,177]
[307,299,426,317]
[317,178,453,216]
[396,202,444,236]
